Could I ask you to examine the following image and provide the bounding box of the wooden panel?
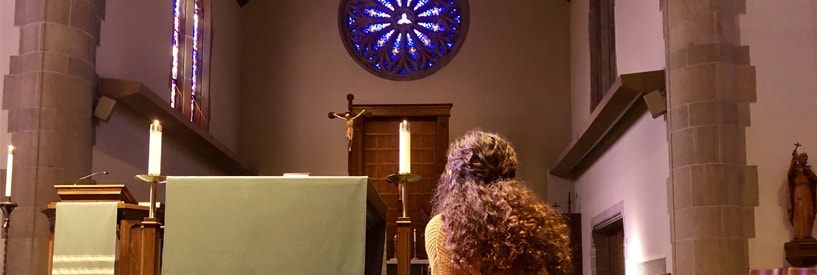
[349,104,451,261]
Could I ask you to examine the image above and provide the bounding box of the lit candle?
[148,120,162,176]
[398,120,411,174]
[5,145,12,198]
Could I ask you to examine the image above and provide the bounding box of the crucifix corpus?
[328,94,366,152]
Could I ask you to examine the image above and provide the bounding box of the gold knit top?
[424,215,549,275]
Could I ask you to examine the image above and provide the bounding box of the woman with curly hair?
[425,130,572,275]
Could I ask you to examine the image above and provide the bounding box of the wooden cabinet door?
[349,104,451,260]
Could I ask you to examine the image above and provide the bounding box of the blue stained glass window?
[170,0,210,130]
[340,0,469,80]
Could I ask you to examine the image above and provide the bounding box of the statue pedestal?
[785,238,817,267]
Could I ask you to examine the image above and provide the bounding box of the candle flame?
[7,145,14,154]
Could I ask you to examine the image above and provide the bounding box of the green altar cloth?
[51,202,118,275]
[161,176,368,274]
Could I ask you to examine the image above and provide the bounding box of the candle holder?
[386,173,421,218]
[135,174,166,219]
[1,200,17,275]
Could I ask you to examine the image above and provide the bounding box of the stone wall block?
[737,65,756,103]
[17,52,71,74]
[12,131,37,168]
[9,55,22,74]
[674,240,694,274]
[721,238,749,273]
[37,131,64,168]
[36,107,61,132]
[686,43,719,65]
[691,164,728,206]
[722,206,747,238]
[43,23,91,62]
[736,102,751,127]
[16,0,71,25]
[31,238,52,273]
[7,206,36,238]
[692,125,720,163]
[692,206,724,239]
[671,127,694,167]
[10,72,44,109]
[670,105,689,129]
[35,166,67,197]
[68,56,94,82]
[93,0,106,19]
[719,101,739,126]
[40,72,92,113]
[714,11,740,46]
[669,48,687,70]
[692,238,722,274]
[673,165,693,208]
[5,237,33,275]
[19,23,45,54]
[719,164,745,206]
[2,74,21,110]
[719,125,746,164]
[18,0,46,25]
[666,0,687,52]
[675,206,723,240]
[7,108,41,132]
[716,63,737,102]
[686,100,739,127]
[41,52,70,73]
[685,8,717,45]
[13,0,27,26]
[70,0,94,35]
[669,67,687,106]
[741,165,758,206]
[735,45,750,65]
[672,64,718,106]
[44,0,72,24]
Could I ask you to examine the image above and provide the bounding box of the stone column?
[664,0,758,274]
[4,0,104,273]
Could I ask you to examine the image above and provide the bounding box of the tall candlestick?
[148,120,162,176]
[398,120,411,174]
[4,145,12,198]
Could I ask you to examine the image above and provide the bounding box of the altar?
[160,176,382,274]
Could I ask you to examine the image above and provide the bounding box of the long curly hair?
[430,130,572,275]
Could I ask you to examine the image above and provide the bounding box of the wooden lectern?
[42,184,162,275]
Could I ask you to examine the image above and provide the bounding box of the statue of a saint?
[330,109,366,152]
[789,143,817,240]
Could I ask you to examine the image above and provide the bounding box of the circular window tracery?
[339,0,469,81]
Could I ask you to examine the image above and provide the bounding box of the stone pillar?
[664,0,757,274]
[4,0,104,273]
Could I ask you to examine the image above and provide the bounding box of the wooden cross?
[328,94,365,152]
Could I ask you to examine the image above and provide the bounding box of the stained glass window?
[339,0,469,81]
[170,0,210,130]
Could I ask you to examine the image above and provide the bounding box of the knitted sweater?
[424,214,550,275]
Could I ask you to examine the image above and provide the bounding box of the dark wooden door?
[607,226,624,275]
[349,104,451,260]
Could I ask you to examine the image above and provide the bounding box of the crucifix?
[328,94,366,152]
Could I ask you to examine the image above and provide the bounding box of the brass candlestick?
[136,174,166,219]
[1,200,17,275]
[386,173,421,217]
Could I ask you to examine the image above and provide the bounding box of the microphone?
[73,171,109,185]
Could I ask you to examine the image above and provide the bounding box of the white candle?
[148,120,162,176]
[398,120,411,174]
[5,145,13,198]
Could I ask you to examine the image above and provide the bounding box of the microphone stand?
[73,171,109,185]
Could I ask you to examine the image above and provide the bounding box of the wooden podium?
[42,184,162,275]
